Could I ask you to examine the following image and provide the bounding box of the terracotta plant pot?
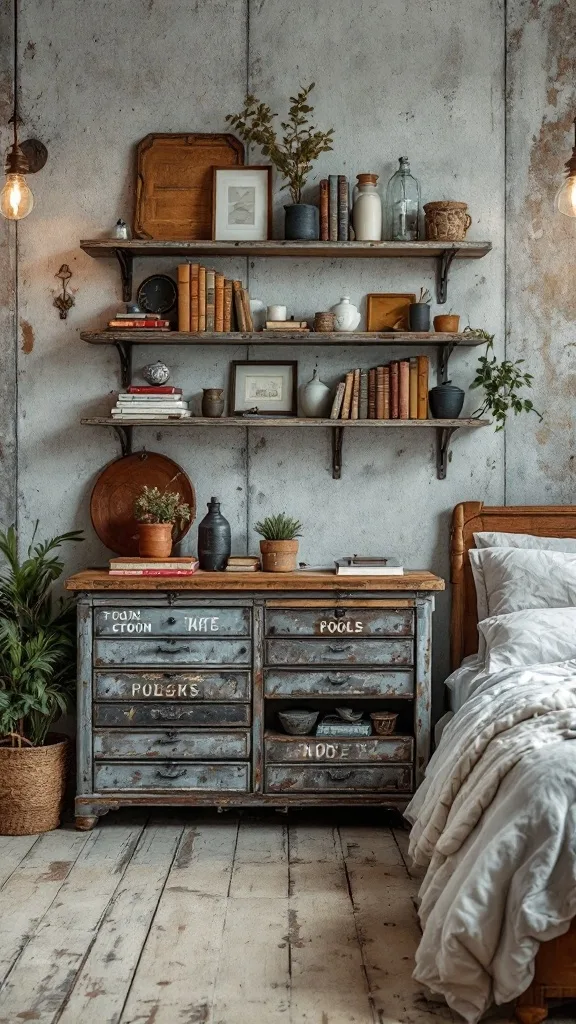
[0,735,69,835]
[260,539,299,573]
[424,201,472,241]
[138,522,173,558]
[433,314,460,333]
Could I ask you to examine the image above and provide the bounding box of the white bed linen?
[407,660,576,1022]
[480,607,576,672]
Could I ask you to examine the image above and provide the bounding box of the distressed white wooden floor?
[0,812,574,1024]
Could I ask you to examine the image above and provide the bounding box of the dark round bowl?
[428,384,465,419]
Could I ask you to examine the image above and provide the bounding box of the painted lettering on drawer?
[265,736,414,763]
[319,620,364,634]
[98,609,152,634]
[94,607,250,637]
[266,608,413,638]
[94,702,251,728]
[94,671,250,702]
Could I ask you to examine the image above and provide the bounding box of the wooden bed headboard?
[450,501,576,670]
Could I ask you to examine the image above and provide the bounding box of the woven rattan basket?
[0,735,69,835]
[424,200,472,241]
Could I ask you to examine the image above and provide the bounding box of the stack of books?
[319,174,349,242]
[265,319,309,333]
[330,357,429,420]
[177,264,255,333]
[335,556,404,576]
[109,557,199,577]
[107,311,170,331]
[225,556,260,572]
[111,385,191,420]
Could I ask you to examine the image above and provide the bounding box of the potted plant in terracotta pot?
[433,310,460,333]
[133,485,192,558]
[0,524,82,835]
[227,83,334,240]
[255,514,303,573]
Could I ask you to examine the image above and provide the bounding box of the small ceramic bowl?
[370,711,398,736]
[278,709,319,736]
[335,707,364,723]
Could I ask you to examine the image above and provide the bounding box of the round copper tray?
[90,452,196,556]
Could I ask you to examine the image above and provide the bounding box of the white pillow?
[479,607,576,672]
[471,546,576,619]
[471,532,576,624]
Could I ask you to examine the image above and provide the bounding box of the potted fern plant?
[0,524,82,835]
[133,485,192,559]
[227,83,334,240]
[255,514,303,572]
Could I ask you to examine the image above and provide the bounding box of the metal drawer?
[94,638,251,667]
[265,764,412,794]
[93,703,251,728]
[265,735,413,764]
[94,729,250,761]
[94,606,250,638]
[94,761,250,792]
[264,669,414,698]
[94,670,250,702]
[265,638,413,667]
[266,606,413,638]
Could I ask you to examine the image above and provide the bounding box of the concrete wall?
[1,0,520,702]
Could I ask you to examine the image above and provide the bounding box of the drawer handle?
[150,708,194,721]
[326,676,346,686]
[328,644,353,654]
[155,765,187,780]
[167,616,177,625]
[334,608,346,619]
[157,730,179,744]
[327,769,354,781]
[156,645,191,655]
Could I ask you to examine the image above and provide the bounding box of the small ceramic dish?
[278,709,319,736]
[370,711,398,736]
[335,707,364,723]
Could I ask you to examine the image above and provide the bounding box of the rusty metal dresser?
[66,570,444,829]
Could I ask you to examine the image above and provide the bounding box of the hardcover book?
[398,360,409,419]
[190,263,200,331]
[390,362,399,419]
[233,280,246,331]
[409,357,418,419]
[351,368,360,420]
[368,367,376,419]
[376,366,385,419]
[417,355,429,418]
[319,178,329,241]
[177,263,190,332]
[359,370,368,419]
[198,266,206,331]
[205,269,215,331]
[330,380,346,419]
[335,556,404,576]
[341,371,354,420]
[337,175,349,242]
[329,174,338,242]
[223,279,233,332]
[383,366,390,419]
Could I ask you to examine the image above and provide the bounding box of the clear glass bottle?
[385,157,420,241]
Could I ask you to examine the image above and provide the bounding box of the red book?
[109,569,197,577]
[319,179,329,241]
[128,386,183,394]
[390,362,399,419]
[108,319,170,328]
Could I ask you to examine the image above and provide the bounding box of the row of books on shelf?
[110,385,191,420]
[107,311,170,331]
[108,556,401,577]
[319,174,349,242]
[177,264,258,333]
[330,357,430,420]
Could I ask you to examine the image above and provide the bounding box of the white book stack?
[111,393,191,419]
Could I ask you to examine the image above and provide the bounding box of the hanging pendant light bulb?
[0,140,34,220]
[556,118,576,218]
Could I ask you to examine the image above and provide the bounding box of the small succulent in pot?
[133,485,192,559]
[465,327,543,431]
[254,513,303,573]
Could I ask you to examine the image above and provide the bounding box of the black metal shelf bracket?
[112,424,133,458]
[115,248,133,303]
[436,426,457,480]
[437,341,456,384]
[436,248,458,304]
[114,342,132,389]
[332,426,344,479]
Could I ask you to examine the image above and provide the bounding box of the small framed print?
[229,361,297,416]
[212,166,272,241]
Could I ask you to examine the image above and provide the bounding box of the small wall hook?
[53,263,75,319]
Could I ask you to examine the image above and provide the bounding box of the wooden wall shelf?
[80,416,489,481]
[80,238,492,304]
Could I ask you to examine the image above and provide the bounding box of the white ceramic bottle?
[330,296,361,332]
[300,369,331,417]
[351,173,382,241]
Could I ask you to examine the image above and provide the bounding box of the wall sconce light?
[556,118,576,218]
[0,0,47,221]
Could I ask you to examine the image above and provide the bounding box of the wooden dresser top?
[65,569,445,593]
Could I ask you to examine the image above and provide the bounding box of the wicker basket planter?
[424,201,472,241]
[0,735,69,835]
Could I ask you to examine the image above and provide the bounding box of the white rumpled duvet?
[405,661,576,1023]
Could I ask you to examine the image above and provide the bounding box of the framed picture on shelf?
[212,166,272,241]
[366,292,416,332]
[229,361,297,416]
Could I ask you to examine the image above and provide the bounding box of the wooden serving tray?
[134,133,244,240]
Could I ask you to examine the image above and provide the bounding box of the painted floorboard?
[0,833,40,888]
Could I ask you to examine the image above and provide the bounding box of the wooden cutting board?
[134,133,244,240]
[90,452,196,555]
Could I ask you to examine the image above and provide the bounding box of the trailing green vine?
[465,327,542,432]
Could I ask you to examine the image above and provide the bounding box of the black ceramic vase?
[197,497,231,571]
[409,302,431,332]
[428,382,465,419]
[284,204,319,240]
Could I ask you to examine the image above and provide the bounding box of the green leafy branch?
[465,327,543,431]
[226,83,334,204]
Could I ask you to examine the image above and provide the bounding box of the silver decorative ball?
[143,360,170,386]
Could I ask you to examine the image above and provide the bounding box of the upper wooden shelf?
[81,329,487,348]
[79,238,493,305]
[80,238,492,260]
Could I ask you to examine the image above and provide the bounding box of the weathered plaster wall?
[0,0,16,528]
[506,0,576,503]
[7,0,507,696]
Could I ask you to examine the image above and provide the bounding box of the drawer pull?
[150,708,194,721]
[167,616,177,625]
[327,769,354,781]
[155,765,187,780]
[327,644,353,654]
[334,608,346,619]
[157,730,179,745]
[156,645,191,655]
[326,676,346,686]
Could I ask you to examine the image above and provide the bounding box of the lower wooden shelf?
[81,416,489,480]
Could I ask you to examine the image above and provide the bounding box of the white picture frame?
[212,166,272,241]
[229,361,297,416]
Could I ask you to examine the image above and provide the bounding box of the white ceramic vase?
[351,173,382,241]
[330,296,361,332]
[300,369,331,417]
